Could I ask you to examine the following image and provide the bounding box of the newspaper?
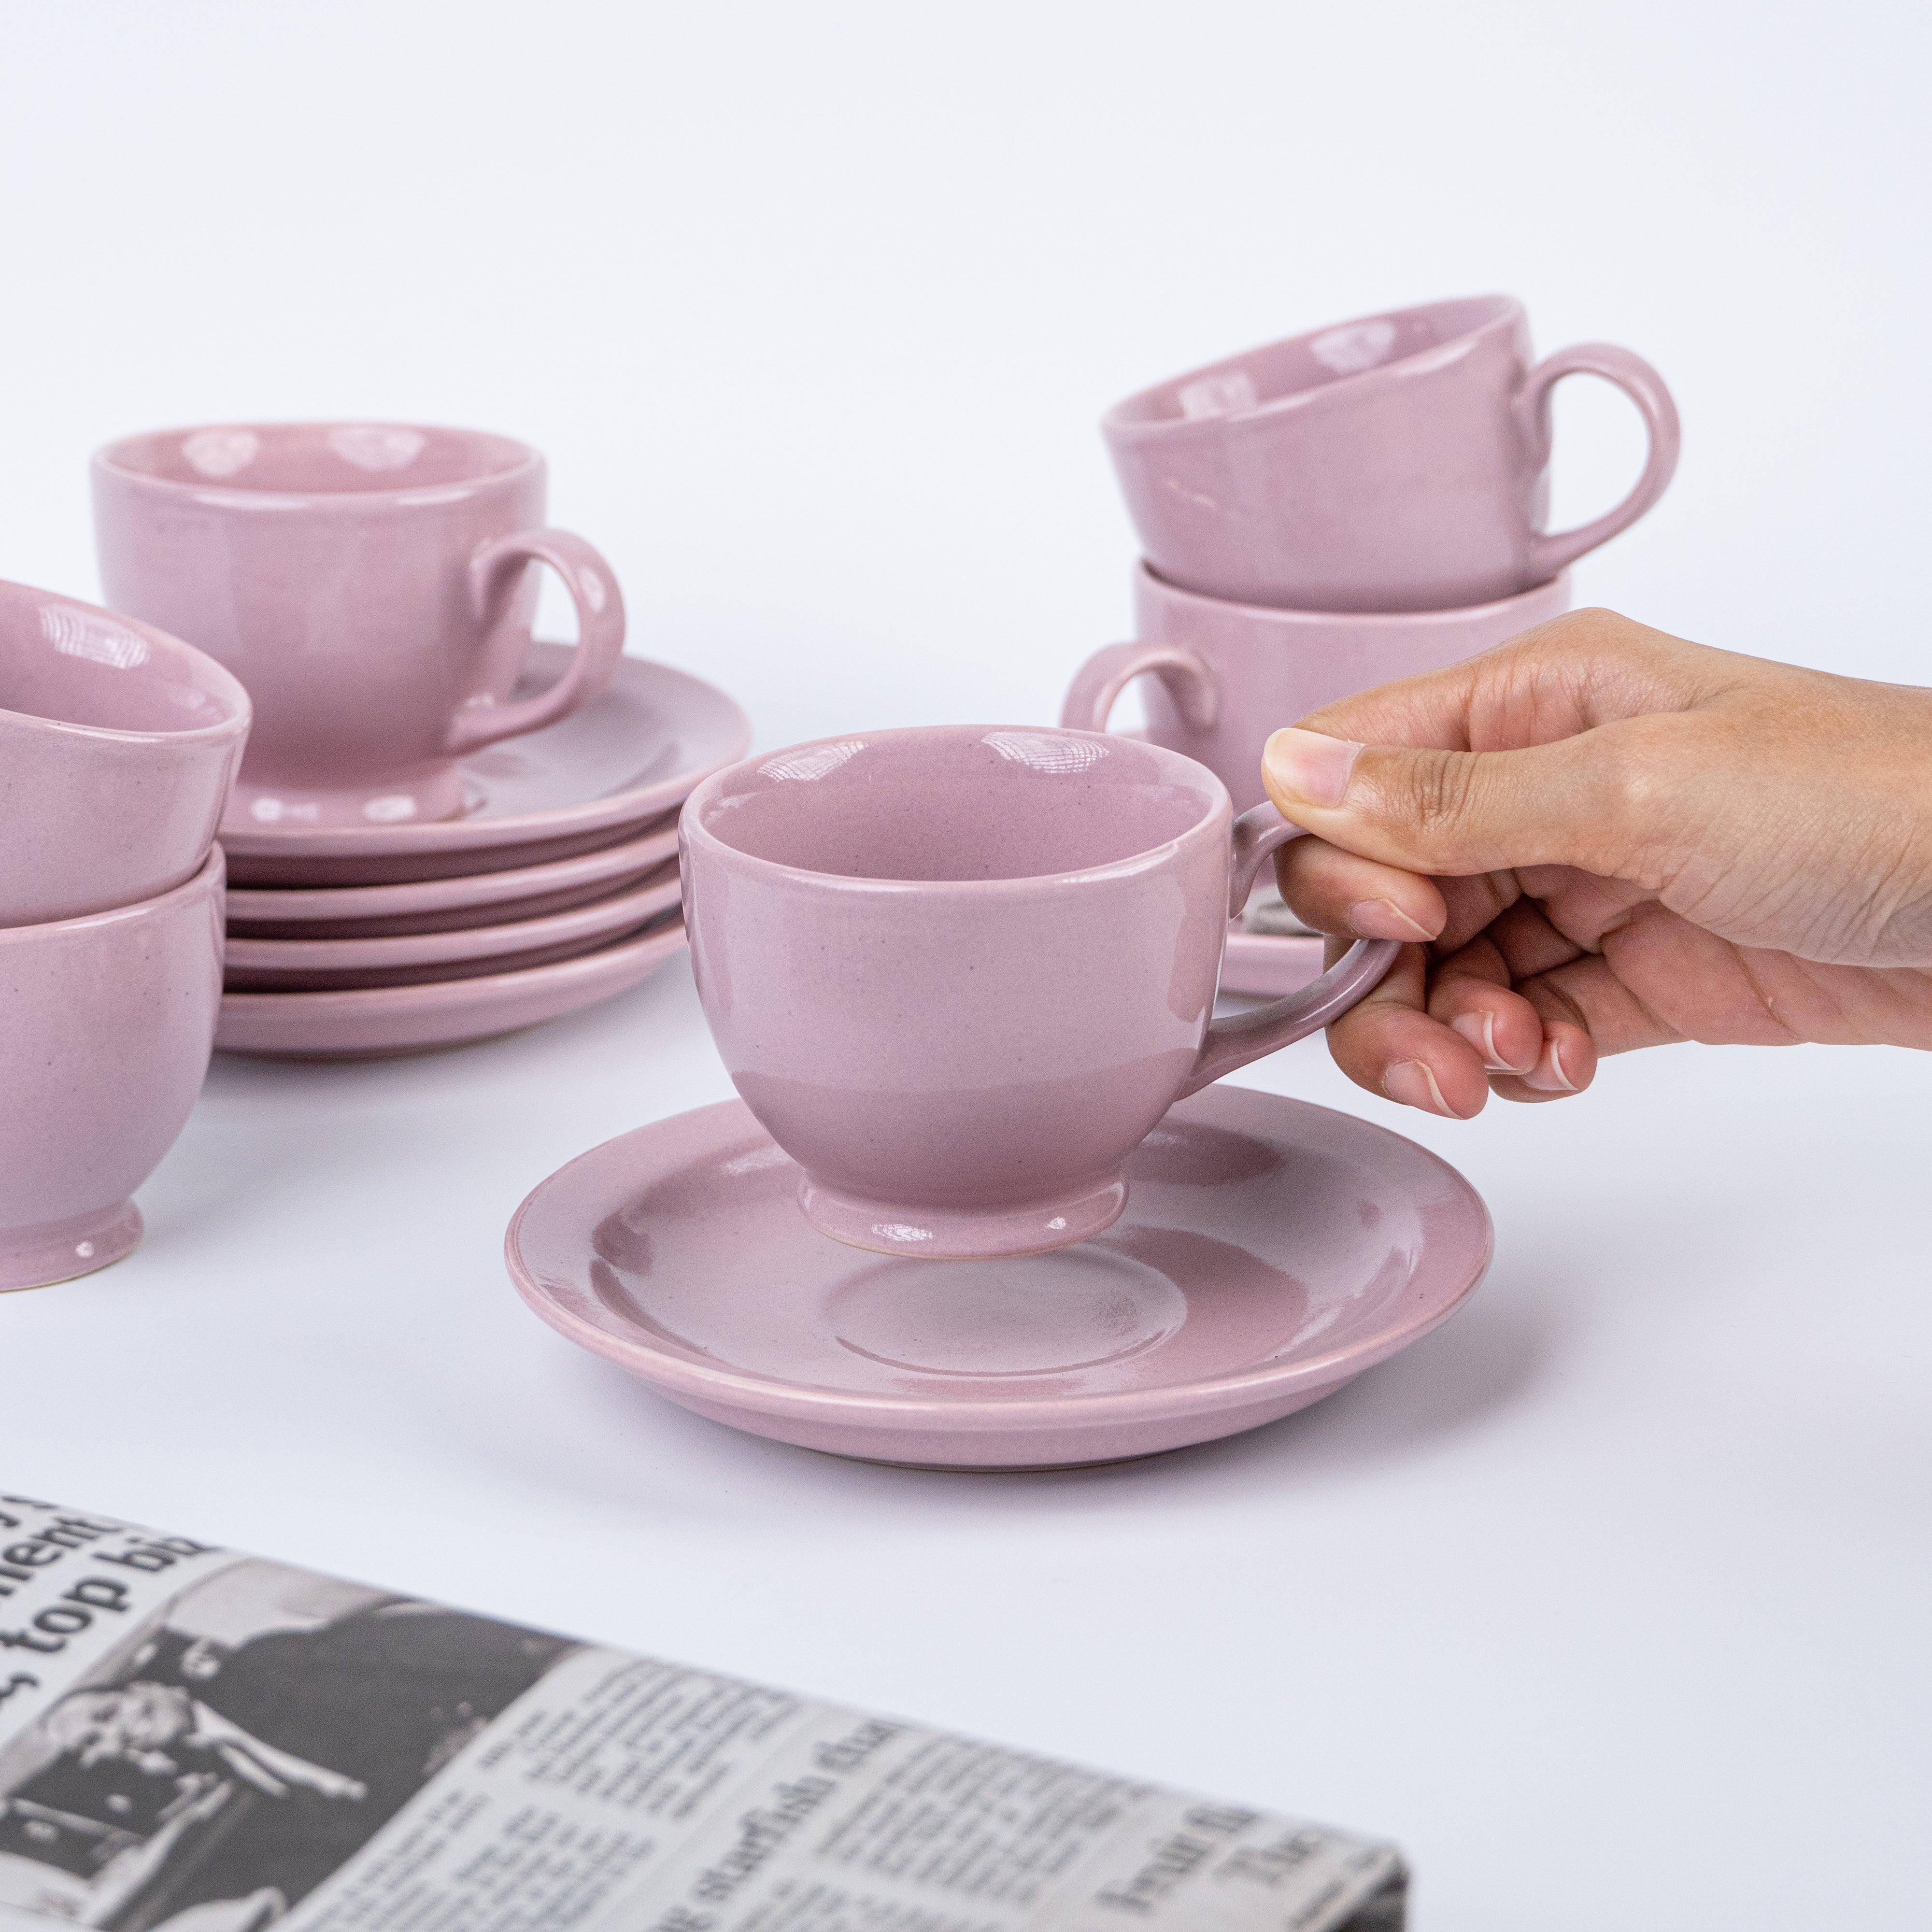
[0,1495,1405,1932]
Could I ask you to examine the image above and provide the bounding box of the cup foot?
[1,1201,144,1293]
[796,1174,1128,1261]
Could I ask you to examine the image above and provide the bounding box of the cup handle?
[443,529,627,757]
[1518,344,1681,583]
[1059,639,1219,734]
[1177,802,1400,1099]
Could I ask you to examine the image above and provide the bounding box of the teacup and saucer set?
[506,724,1489,1470]
[92,421,749,1056]
[508,293,1683,1468]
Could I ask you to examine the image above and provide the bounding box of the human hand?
[1264,609,1932,1116]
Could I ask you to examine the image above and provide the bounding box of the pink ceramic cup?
[680,726,1399,1261]
[92,423,626,829]
[1063,564,1574,813]
[0,580,251,926]
[1102,294,1678,612]
[0,847,225,1292]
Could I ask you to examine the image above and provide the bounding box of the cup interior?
[0,584,246,736]
[96,422,533,496]
[692,728,1220,882]
[1111,294,1516,427]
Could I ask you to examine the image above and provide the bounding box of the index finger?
[1292,608,1729,755]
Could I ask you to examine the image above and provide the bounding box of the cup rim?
[91,420,543,512]
[0,583,252,746]
[0,844,226,946]
[1134,557,1574,629]
[1103,293,1523,440]
[682,724,1232,895]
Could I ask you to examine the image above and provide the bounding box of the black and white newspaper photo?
[0,1496,1404,1932]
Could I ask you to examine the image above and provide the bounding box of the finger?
[1424,938,1547,1076]
[1524,939,1695,1056]
[1488,1018,1599,1104]
[1262,714,1674,881]
[1507,865,1657,953]
[1321,940,1492,1118]
[1277,841,1532,955]
[1484,896,1591,982]
[1274,838,1446,941]
[1430,871,1530,954]
[1290,607,1728,752]
[1597,903,1804,1048]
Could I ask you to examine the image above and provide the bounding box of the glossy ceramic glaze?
[1103,296,1678,611]
[1220,930,1325,1000]
[681,726,1397,1259]
[1064,565,1573,813]
[0,580,249,926]
[224,867,682,990]
[225,817,681,939]
[93,423,628,826]
[214,917,686,1060]
[217,645,749,886]
[505,1088,1492,1468]
[0,850,226,1291]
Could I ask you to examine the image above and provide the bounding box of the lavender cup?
[0,580,250,927]
[0,848,225,1292]
[93,423,625,830]
[1103,294,1678,613]
[1064,564,1574,813]
[681,726,1398,1260]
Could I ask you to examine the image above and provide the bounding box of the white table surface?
[3,959,1926,1932]
[4,4,1928,1924]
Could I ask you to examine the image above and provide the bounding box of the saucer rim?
[214,916,686,1055]
[1218,929,1324,1001]
[504,1086,1492,1429]
[224,865,681,975]
[223,817,681,926]
[215,646,750,860]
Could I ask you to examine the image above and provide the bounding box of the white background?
[1,4,1928,1929]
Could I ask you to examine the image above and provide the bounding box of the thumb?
[1261,724,1630,878]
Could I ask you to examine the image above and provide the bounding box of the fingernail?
[1449,1010,1533,1074]
[1349,896,1435,942]
[1264,727,1361,808]
[1522,1037,1579,1093]
[1382,1059,1457,1116]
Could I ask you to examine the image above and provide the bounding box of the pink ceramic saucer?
[505,1085,1492,1470]
[225,817,680,939]
[1220,929,1325,999]
[215,917,687,1060]
[220,646,749,887]
[1216,887,1326,1000]
[223,866,682,991]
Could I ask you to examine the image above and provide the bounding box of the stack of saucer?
[210,645,750,1058]
[1067,294,1680,994]
[90,421,751,1059]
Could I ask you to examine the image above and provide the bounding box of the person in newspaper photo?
[0,1560,576,1930]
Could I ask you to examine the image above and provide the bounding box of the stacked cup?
[1065,294,1679,992]
[0,581,249,1289]
[91,423,750,1059]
